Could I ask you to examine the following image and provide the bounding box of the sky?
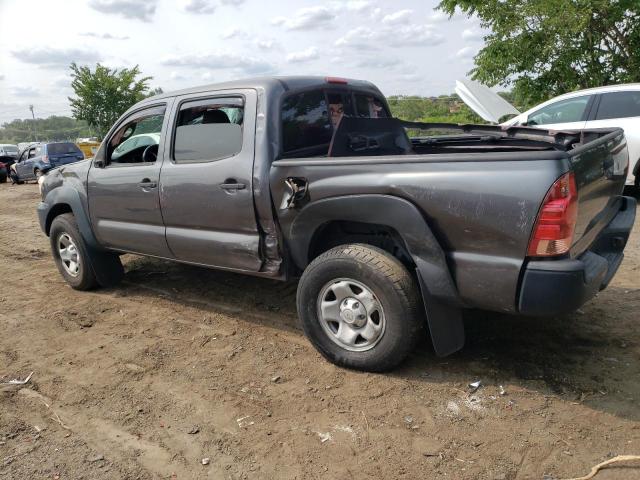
[0,0,485,125]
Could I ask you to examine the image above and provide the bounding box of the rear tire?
[297,244,424,372]
[50,213,99,290]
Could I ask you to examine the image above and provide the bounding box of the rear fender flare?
[289,194,459,304]
[288,194,465,356]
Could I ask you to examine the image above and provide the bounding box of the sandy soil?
[1,183,639,480]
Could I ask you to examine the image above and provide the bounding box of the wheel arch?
[288,194,465,357]
[42,186,99,249]
[289,194,458,304]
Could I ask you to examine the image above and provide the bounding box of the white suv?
[457,80,640,187]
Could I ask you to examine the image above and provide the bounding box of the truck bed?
[270,122,628,314]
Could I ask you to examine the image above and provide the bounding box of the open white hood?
[455,78,520,124]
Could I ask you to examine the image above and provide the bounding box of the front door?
[159,90,262,271]
[18,146,39,179]
[15,149,29,178]
[87,102,173,257]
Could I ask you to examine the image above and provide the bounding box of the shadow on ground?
[98,252,640,422]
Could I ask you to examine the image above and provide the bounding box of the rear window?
[281,90,332,156]
[48,143,82,155]
[355,94,388,118]
[281,89,390,157]
[595,91,640,120]
[2,146,18,153]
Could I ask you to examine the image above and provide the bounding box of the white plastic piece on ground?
[455,78,520,124]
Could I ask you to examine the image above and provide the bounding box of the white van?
[457,80,640,187]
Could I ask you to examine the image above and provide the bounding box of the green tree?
[68,63,154,138]
[438,0,640,108]
[0,116,93,144]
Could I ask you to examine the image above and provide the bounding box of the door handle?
[220,180,246,191]
[138,178,157,189]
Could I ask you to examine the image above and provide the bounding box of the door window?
[107,106,166,165]
[527,96,591,126]
[28,148,37,159]
[173,97,244,163]
[595,91,640,120]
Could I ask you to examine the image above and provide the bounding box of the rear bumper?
[518,196,636,316]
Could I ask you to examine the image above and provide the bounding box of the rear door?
[88,102,173,257]
[584,90,640,185]
[159,89,262,271]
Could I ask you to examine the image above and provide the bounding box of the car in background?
[0,144,19,182]
[12,142,84,183]
[16,142,32,153]
[457,80,640,187]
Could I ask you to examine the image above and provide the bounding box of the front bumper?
[518,196,636,316]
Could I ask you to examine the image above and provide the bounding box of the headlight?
[38,174,46,198]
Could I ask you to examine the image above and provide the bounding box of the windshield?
[48,143,82,155]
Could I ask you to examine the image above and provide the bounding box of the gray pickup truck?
[37,76,636,371]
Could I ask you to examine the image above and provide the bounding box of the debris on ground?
[469,380,482,393]
[0,372,34,386]
[201,457,210,465]
[560,454,640,480]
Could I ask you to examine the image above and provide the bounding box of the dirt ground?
[0,183,639,480]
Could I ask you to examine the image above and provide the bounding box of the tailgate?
[569,128,628,256]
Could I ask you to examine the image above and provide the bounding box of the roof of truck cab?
[143,76,381,103]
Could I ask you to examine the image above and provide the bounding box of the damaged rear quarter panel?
[271,155,568,312]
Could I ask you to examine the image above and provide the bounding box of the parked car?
[37,76,636,371]
[0,144,19,181]
[457,79,640,187]
[13,142,84,183]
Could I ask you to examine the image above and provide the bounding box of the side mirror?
[94,158,105,168]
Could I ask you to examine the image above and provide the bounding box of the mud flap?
[87,247,124,288]
[417,271,465,357]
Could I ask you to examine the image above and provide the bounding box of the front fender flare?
[40,186,98,249]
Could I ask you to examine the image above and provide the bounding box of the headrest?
[202,109,230,124]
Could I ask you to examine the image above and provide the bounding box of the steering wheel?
[142,144,158,163]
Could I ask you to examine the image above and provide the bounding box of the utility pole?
[29,104,37,141]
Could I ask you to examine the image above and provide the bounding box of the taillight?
[527,172,578,257]
[42,155,49,163]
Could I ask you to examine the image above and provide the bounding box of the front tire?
[50,213,99,290]
[297,244,424,372]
